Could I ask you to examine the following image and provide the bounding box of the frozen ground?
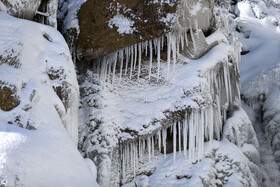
[234,0,280,186]
[0,12,98,186]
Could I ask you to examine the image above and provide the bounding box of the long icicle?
[119,49,124,83]
[173,121,176,163]
[158,130,161,152]
[149,40,153,80]
[167,33,171,81]
[157,38,161,82]
[137,43,142,80]
[178,121,181,155]
[130,45,134,79]
[162,129,167,158]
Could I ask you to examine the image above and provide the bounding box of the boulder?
[69,0,215,62]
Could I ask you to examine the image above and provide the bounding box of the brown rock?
[0,82,20,111]
[77,0,177,61]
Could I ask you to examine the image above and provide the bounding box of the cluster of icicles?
[120,58,236,181]
[121,107,224,181]
[94,26,200,85]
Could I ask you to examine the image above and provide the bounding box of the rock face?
[61,0,215,62]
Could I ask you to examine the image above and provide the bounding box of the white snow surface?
[0,12,98,186]
[108,14,136,34]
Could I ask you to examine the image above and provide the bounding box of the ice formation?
[93,29,202,84]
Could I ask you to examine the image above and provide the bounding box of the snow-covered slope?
[233,0,280,186]
[0,12,98,186]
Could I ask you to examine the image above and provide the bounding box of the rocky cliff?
[60,0,262,186]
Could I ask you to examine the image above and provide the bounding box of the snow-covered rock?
[0,12,98,186]
[0,0,58,28]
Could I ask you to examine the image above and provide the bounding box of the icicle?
[149,40,153,80]
[119,49,124,83]
[167,33,171,80]
[200,110,204,160]
[177,39,180,59]
[152,136,154,158]
[133,142,136,178]
[185,30,188,46]
[215,95,221,141]
[194,111,199,157]
[145,41,148,57]
[130,45,134,79]
[101,58,107,84]
[172,34,176,72]
[158,130,161,152]
[195,19,198,32]
[209,105,213,143]
[162,129,167,158]
[180,32,184,50]
[189,111,194,162]
[173,122,176,163]
[134,44,137,70]
[139,139,142,160]
[143,139,146,155]
[157,38,161,82]
[125,47,129,75]
[227,64,232,104]
[161,35,164,50]
[183,117,188,158]
[236,81,241,104]
[137,43,142,80]
[112,52,118,84]
[223,65,229,105]
[178,121,181,155]
[190,27,197,52]
[148,137,151,161]
[122,146,125,180]
[107,58,111,82]
[135,142,138,174]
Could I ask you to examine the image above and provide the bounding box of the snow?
[108,14,136,35]
[0,12,98,186]
[148,140,258,187]
[234,0,280,186]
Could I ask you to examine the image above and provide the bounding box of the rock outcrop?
[60,0,215,62]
